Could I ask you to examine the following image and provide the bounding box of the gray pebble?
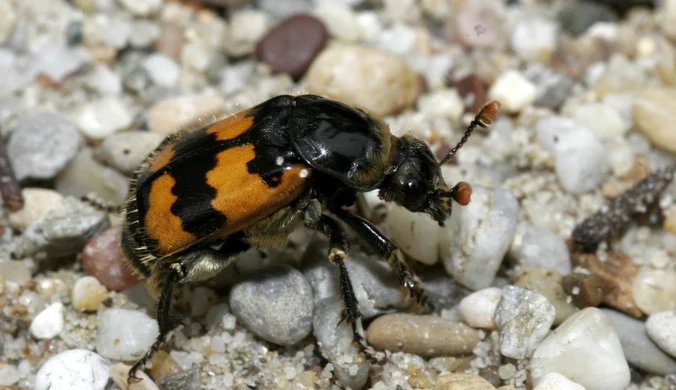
[509,222,572,275]
[158,367,200,390]
[13,197,109,259]
[123,66,152,93]
[495,285,556,360]
[602,309,676,375]
[558,1,618,36]
[523,63,575,110]
[256,0,313,19]
[313,296,369,390]
[301,239,404,319]
[229,264,313,346]
[95,131,164,174]
[7,113,83,181]
[55,148,130,205]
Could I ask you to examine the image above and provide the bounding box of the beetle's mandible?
[121,94,501,383]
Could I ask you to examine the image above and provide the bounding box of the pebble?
[256,14,327,79]
[55,148,130,205]
[523,64,574,110]
[34,349,109,390]
[449,0,502,49]
[457,287,502,329]
[440,185,519,290]
[452,73,487,114]
[535,116,608,194]
[129,20,160,48]
[13,197,110,259]
[366,313,479,357]
[594,54,646,97]
[96,308,159,360]
[603,308,676,375]
[494,285,556,359]
[566,102,627,140]
[0,0,16,44]
[307,44,421,117]
[110,363,159,390]
[632,266,676,314]
[646,311,676,359]
[95,131,164,175]
[81,225,139,291]
[226,10,270,57]
[29,302,65,339]
[487,70,537,114]
[142,53,180,88]
[86,64,123,96]
[7,113,83,181]
[146,94,226,135]
[632,88,676,154]
[314,3,362,43]
[257,0,314,19]
[530,308,630,390]
[558,1,618,36]
[31,46,90,84]
[117,0,162,17]
[0,261,31,286]
[76,97,133,140]
[83,14,131,50]
[301,240,404,319]
[510,18,558,63]
[606,137,635,177]
[513,268,578,326]
[8,188,65,231]
[313,297,369,390]
[561,273,605,309]
[72,276,109,312]
[384,204,441,265]
[434,372,497,390]
[229,264,313,346]
[509,223,571,275]
[0,364,20,386]
[532,373,585,390]
[417,89,465,122]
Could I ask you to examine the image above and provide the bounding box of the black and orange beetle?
[121,94,501,381]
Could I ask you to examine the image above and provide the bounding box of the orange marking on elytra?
[206,108,255,141]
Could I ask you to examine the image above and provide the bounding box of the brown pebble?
[451,73,486,114]
[255,14,328,80]
[561,273,605,308]
[155,22,184,60]
[81,225,139,291]
[366,313,479,357]
[435,373,497,390]
[149,350,182,380]
[569,243,643,318]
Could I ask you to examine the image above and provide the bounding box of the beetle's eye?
[401,178,426,210]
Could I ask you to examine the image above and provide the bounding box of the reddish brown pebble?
[452,73,486,114]
[81,225,139,291]
[255,14,328,80]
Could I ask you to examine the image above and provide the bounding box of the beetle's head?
[377,101,501,226]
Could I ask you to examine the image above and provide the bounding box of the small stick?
[0,138,23,212]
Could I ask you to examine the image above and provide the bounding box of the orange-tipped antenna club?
[439,100,502,166]
[450,182,472,206]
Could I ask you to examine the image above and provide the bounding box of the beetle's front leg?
[328,195,432,314]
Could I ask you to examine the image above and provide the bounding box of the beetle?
[121,94,501,382]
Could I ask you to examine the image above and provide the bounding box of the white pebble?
[530,308,630,390]
[458,287,502,329]
[535,116,608,194]
[225,10,270,57]
[510,222,571,275]
[76,97,133,140]
[646,311,676,359]
[385,204,442,265]
[34,349,109,390]
[72,276,109,312]
[606,137,635,177]
[510,18,558,62]
[143,53,180,88]
[0,364,20,386]
[315,4,362,43]
[533,373,585,390]
[8,188,64,231]
[417,88,464,122]
[117,0,162,17]
[86,64,122,96]
[147,94,226,135]
[488,70,537,114]
[567,103,628,140]
[96,308,159,360]
[632,267,676,314]
[0,0,16,44]
[30,302,65,340]
[441,185,519,290]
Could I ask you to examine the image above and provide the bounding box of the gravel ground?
[1,0,676,389]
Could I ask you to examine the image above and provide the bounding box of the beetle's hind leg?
[328,196,432,314]
[303,210,377,364]
[128,238,250,383]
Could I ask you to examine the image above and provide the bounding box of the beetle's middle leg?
[128,237,250,383]
[328,195,432,314]
[303,206,376,364]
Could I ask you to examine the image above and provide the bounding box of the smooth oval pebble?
[96,308,159,360]
[458,287,502,329]
[8,188,65,231]
[229,264,314,346]
[29,302,65,339]
[384,204,441,265]
[366,313,479,357]
[95,131,164,175]
[255,14,328,80]
[81,225,139,291]
[646,311,676,359]
[533,373,585,390]
[434,372,497,390]
[306,44,422,117]
[146,94,226,135]
[633,88,676,154]
[72,276,109,312]
[632,266,676,315]
[34,349,109,390]
[0,261,32,286]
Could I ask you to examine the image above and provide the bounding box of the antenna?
[439,101,501,165]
